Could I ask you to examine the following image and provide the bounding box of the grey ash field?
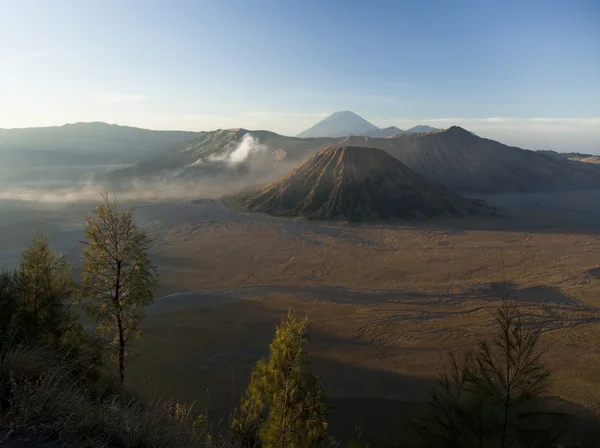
[131,192,600,441]
[4,189,596,442]
[2,188,600,440]
[2,189,600,443]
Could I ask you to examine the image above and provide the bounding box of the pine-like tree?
[411,300,564,448]
[79,192,158,382]
[231,312,330,448]
[0,270,18,345]
[12,228,75,344]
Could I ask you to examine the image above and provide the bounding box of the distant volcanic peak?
[405,125,439,133]
[297,113,445,138]
[229,145,481,222]
[64,121,108,127]
[329,110,358,117]
[219,128,248,136]
[446,125,474,135]
[365,126,405,138]
[383,126,404,133]
[296,111,379,138]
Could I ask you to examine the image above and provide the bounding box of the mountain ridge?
[364,126,405,138]
[296,111,439,138]
[405,125,438,133]
[0,122,197,167]
[113,124,600,194]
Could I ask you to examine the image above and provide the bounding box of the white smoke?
[207,133,267,164]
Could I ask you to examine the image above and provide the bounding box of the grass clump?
[0,342,222,447]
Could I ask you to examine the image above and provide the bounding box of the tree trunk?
[115,262,125,383]
[501,313,512,448]
[116,314,125,383]
[501,399,509,448]
[33,266,40,334]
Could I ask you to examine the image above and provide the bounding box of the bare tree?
[412,300,565,448]
[473,300,560,448]
[79,192,158,382]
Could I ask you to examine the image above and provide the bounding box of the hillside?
[106,128,337,180]
[363,126,404,138]
[573,156,600,165]
[405,125,438,133]
[227,146,482,221]
[539,150,600,165]
[0,122,197,167]
[338,127,600,193]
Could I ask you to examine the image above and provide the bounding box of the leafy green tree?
[12,229,75,344]
[231,312,330,448]
[411,300,564,448]
[79,192,158,382]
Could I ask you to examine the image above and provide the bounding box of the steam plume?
[207,133,267,163]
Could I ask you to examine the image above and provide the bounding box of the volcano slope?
[337,127,600,193]
[228,146,482,221]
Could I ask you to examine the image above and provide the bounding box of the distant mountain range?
[296,111,439,138]
[112,125,600,194]
[5,119,599,196]
[0,122,196,167]
[364,126,404,138]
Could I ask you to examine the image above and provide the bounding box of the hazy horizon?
[1,0,599,152]
[2,116,599,154]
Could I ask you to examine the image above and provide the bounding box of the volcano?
[228,146,483,222]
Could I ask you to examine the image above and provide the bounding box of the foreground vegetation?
[0,194,594,447]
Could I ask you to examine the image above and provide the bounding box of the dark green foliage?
[231,312,330,448]
[0,343,218,448]
[7,229,77,346]
[0,270,18,344]
[0,207,225,447]
[346,426,373,448]
[410,300,565,448]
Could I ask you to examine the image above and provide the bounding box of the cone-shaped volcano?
[228,146,483,221]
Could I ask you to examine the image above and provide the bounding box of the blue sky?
[1,0,599,151]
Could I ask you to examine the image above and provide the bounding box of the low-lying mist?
[0,132,307,204]
[0,175,256,204]
[0,158,299,205]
